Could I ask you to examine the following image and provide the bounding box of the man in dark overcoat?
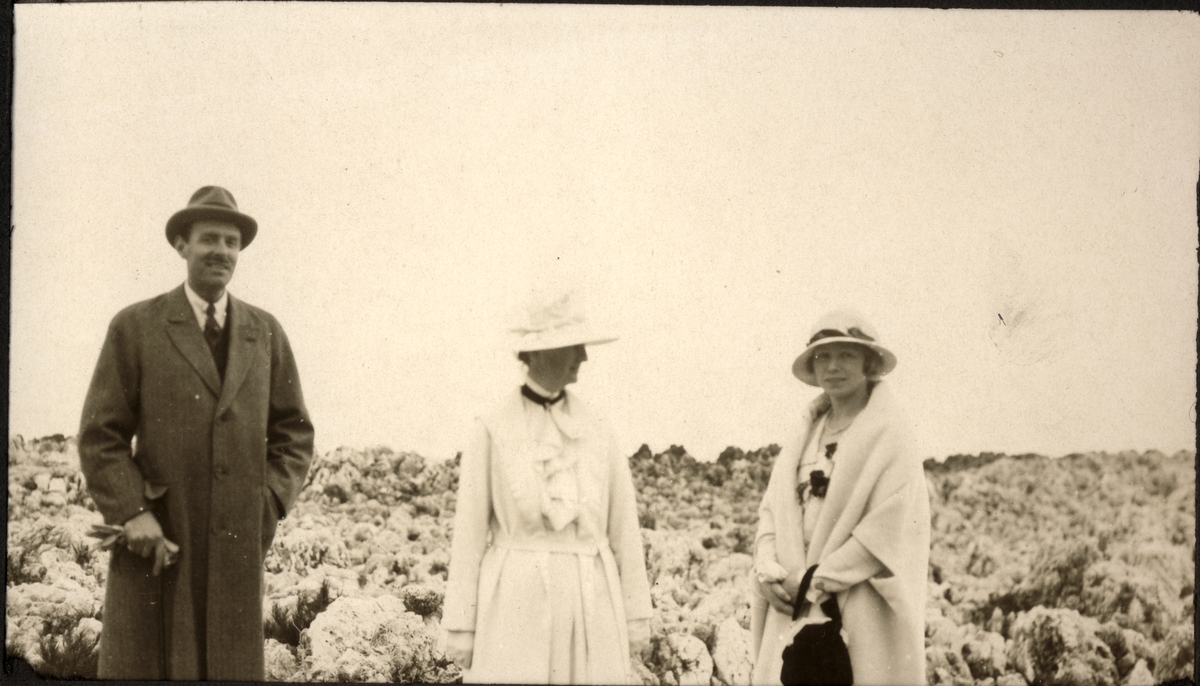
[79,186,315,680]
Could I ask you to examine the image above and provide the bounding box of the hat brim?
[166,207,258,248]
[792,337,897,386]
[513,323,618,352]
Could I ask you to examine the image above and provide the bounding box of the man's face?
[174,221,241,299]
[527,344,588,391]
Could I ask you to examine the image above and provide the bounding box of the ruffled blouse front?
[527,394,584,533]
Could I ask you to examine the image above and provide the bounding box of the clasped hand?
[124,511,174,576]
[756,562,827,615]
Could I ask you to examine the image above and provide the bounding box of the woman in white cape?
[750,309,931,686]
[443,292,653,684]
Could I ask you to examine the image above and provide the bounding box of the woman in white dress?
[443,292,653,684]
[750,309,931,685]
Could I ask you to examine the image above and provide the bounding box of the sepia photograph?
[7,4,1198,684]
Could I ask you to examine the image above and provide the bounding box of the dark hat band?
[807,327,876,346]
[165,186,257,248]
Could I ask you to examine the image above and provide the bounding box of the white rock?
[646,530,695,581]
[1124,659,1156,686]
[6,614,37,665]
[34,473,50,491]
[300,595,437,682]
[667,633,713,686]
[264,638,300,682]
[691,586,749,632]
[265,570,302,597]
[42,560,94,589]
[76,617,103,644]
[703,553,754,586]
[962,629,1007,679]
[47,477,68,493]
[333,648,377,681]
[711,616,753,686]
[631,658,660,685]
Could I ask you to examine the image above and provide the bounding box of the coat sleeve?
[755,445,791,571]
[79,312,148,526]
[606,433,653,622]
[811,536,887,597]
[841,428,931,616]
[850,474,930,585]
[754,489,779,567]
[443,421,494,632]
[756,416,817,572]
[264,320,315,517]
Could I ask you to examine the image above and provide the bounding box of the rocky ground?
[6,434,1195,684]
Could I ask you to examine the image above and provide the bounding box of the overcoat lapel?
[216,295,261,415]
[164,287,222,397]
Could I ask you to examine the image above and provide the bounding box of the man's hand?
[152,539,181,576]
[123,511,165,558]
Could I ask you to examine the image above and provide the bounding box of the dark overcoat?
[79,285,314,680]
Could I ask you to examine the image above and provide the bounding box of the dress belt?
[492,532,608,556]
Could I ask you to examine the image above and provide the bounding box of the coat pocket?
[261,485,281,553]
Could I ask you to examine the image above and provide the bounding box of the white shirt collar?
[183,281,228,331]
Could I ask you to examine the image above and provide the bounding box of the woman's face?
[527,344,588,391]
[811,343,870,399]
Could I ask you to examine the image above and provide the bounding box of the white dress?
[443,385,653,684]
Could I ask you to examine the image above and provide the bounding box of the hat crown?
[806,309,881,346]
[513,292,586,335]
[508,290,617,352]
[165,185,257,248]
[187,186,240,212]
[792,308,896,386]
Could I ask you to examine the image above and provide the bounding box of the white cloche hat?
[792,308,897,386]
[509,290,618,353]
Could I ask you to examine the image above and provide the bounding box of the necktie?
[521,384,564,407]
[204,303,222,358]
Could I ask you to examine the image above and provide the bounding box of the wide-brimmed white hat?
[792,308,897,386]
[510,291,617,353]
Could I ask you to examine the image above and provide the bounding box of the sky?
[11,5,1199,463]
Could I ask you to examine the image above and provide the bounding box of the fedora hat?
[165,186,258,248]
[510,291,617,352]
[792,309,897,386]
